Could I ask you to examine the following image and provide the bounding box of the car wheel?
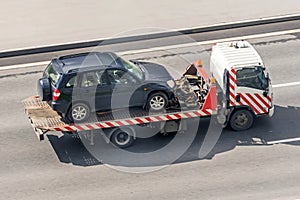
[111,129,134,148]
[68,103,90,123]
[146,92,168,112]
[229,109,254,131]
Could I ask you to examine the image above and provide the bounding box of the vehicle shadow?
[47,105,300,167]
[47,134,102,166]
[177,104,300,163]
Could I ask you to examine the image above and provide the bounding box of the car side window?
[95,70,109,86]
[65,75,78,88]
[107,69,136,85]
[81,70,108,88]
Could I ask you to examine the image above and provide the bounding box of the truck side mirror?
[265,72,269,79]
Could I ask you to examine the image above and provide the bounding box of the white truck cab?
[210,40,274,130]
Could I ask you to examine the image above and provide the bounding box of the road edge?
[0,13,299,58]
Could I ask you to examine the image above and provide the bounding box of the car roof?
[52,52,121,74]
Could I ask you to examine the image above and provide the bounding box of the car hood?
[137,61,172,81]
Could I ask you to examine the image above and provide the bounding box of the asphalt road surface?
[1,29,300,199]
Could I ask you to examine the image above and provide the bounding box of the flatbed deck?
[23,96,215,138]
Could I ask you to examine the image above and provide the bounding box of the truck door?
[234,67,272,115]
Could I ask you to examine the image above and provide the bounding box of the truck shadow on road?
[47,105,300,167]
[47,134,102,166]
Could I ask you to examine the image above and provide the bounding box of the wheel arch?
[67,100,92,114]
[228,106,255,131]
[230,105,256,118]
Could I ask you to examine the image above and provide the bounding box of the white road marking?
[0,61,49,71]
[267,137,300,144]
[1,28,300,72]
[273,82,300,88]
[121,28,300,55]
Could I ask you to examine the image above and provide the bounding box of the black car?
[38,52,175,123]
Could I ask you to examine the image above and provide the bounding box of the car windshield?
[119,57,143,80]
[236,66,268,90]
[44,63,61,86]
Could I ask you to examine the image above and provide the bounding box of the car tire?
[229,109,254,131]
[111,129,134,148]
[68,103,90,123]
[146,92,168,112]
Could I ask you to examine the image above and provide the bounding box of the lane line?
[0,61,49,71]
[0,28,300,72]
[121,28,300,55]
[267,137,300,144]
[273,82,300,88]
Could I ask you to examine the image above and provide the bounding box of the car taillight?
[53,88,61,101]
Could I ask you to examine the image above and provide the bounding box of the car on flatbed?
[38,52,176,123]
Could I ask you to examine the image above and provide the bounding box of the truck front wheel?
[229,109,254,131]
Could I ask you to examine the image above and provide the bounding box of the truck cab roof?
[212,40,264,70]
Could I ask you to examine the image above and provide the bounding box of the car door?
[94,69,112,111]
[106,68,144,109]
[78,70,112,112]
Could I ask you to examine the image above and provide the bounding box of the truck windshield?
[236,66,268,90]
[44,63,61,86]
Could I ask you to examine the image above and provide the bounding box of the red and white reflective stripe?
[229,68,236,106]
[50,109,214,132]
[237,93,272,115]
[227,67,272,114]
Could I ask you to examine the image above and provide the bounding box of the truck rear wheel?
[111,129,134,148]
[229,109,253,131]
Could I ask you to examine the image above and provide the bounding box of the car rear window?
[45,63,61,86]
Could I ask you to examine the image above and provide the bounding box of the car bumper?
[51,101,69,116]
[268,106,275,117]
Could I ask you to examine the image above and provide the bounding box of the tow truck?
[23,41,274,148]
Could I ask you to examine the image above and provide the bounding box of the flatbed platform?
[23,96,215,133]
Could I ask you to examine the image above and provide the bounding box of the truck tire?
[37,77,51,101]
[68,103,90,123]
[111,129,134,148]
[146,92,168,112]
[229,109,254,131]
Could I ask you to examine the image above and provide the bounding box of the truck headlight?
[167,80,175,88]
